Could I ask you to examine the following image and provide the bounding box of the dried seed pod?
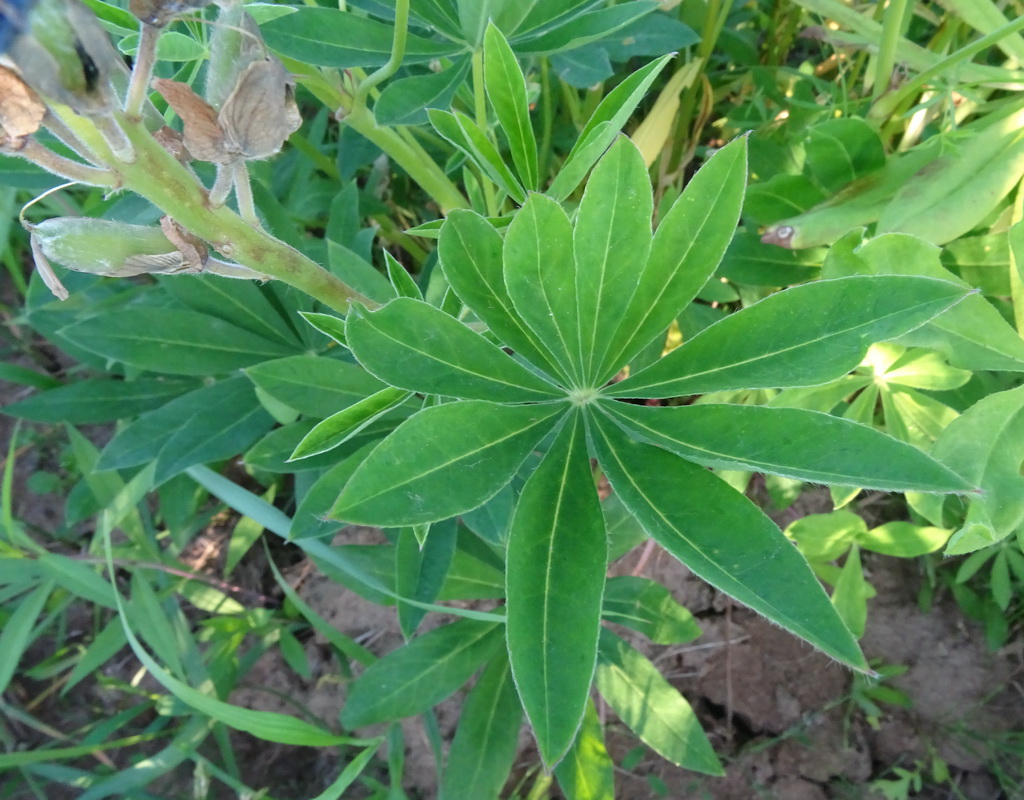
[0,65,45,139]
[6,0,124,116]
[218,58,301,160]
[154,60,300,163]
[152,77,231,163]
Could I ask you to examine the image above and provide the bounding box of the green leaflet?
[590,412,867,670]
[610,275,968,399]
[332,400,567,526]
[346,298,561,401]
[246,355,387,419]
[262,8,459,68]
[396,520,458,636]
[61,309,296,376]
[823,231,1024,372]
[597,135,747,383]
[506,411,607,767]
[2,377,198,424]
[554,699,615,800]
[375,57,471,127]
[927,385,1024,553]
[340,619,503,728]
[574,137,653,383]
[548,53,672,201]
[504,193,582,385]
[595,628,721,775]
[438,209,563,379]
[484,23,539,191]
[601,401,971,493]
[438,652,522,800]
[429,109,527,204]
[97,376,273,484]
[289,387,411,461]
[602,576,701,645]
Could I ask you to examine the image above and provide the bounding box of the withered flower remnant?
[5,0,125,116]
[154,58,300,163]
[0,65,45,140]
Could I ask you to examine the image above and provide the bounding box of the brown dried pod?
[0,66,46,139]
[218,58,301,161]
[152,77,232,163]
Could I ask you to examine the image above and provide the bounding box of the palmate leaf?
[601,401,971,493]
[345,297,561,401]
[610,275,969,399]
[506,411,607,767]
[332,400,567,526]
[589,412,866,670]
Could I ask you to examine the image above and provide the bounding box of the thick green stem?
[56,108,375,314]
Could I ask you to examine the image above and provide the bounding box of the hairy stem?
[54,107,375,313]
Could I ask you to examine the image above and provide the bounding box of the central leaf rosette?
[330,135,971,767]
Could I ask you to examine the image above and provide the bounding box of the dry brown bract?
[0,66,45,141]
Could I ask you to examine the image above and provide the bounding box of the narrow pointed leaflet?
[332,400,566,526]
[438,209,564,380]
[346,298,561,401]
[597,135,747,383]
[574,137,653,384]
[506,411,607,767]
[504,193,584,385]
[590,412,866,670]
[610,275,969,399]
[601,401,971,493]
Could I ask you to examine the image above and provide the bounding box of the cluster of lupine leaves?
[2,0,1024,797]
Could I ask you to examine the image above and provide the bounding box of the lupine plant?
[3,0,1017,796]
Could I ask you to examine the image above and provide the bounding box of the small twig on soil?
[66,553,275,607]
[631,538,657,576]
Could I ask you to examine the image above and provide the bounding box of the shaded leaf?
[341,619,503,728]
[439,652,522,800]
[595,628,721,774]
